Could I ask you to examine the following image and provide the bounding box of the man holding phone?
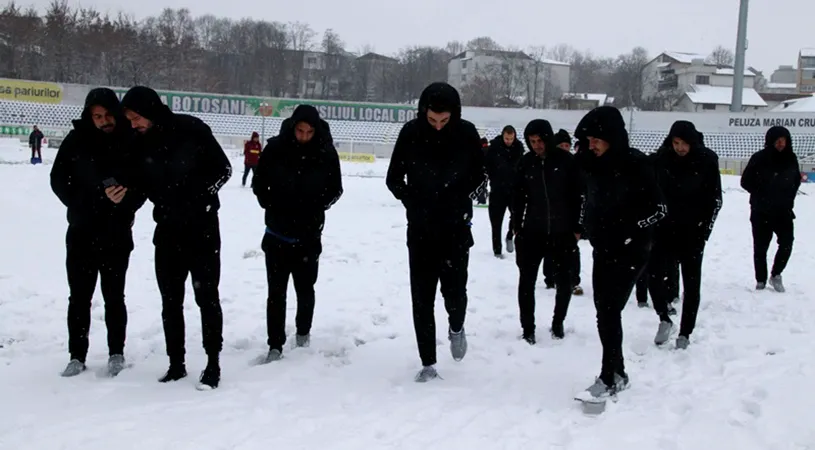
[50,88,146,378]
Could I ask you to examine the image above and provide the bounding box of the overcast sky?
[21,0,814,73]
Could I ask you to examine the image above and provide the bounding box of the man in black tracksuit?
[573,106,666,400]
[648,121,722,349]
[252,105,343,363]
[386,82,486,382]
[511,120,583,344]
[121,86,232,390]
[50,88,146,378]
[740,126,801,292]
[485,125,523,257]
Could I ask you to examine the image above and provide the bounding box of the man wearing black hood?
[51,88,147,378]
[740,126,801,293]
[573,106,666,401]
[386,82,486,382]
[511,120,583,344]
[252,105,342,363]
[648,121,722,349]
[485,125,523,257]
[121,86,232,390]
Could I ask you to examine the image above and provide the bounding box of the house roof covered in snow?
[663,51,708,64]
[561,93,613,105]
[766,82,798,90]
[800,48,815,57]
[770,95,815,112]
[682,85,767,107]
[714,68,756,76]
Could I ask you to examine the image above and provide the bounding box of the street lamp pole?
[730,0,750,112]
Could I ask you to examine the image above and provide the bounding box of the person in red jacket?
[243,132,262,187]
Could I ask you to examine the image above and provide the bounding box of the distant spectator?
[243,132,262,187]
[29,125,44,160]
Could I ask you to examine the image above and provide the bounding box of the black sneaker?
[197,364,220,390]
[550,321,565,339]
[158,363,187,383]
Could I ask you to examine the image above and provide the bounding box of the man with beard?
[648,121,722,349]
[485,125,523,258]
[740,126,801,292]
[50,88,147,377]
[252,105,343,363]
[121,86,232,390]
[386,82,486,382]
[511,120,583,344]
[573,106,666,402]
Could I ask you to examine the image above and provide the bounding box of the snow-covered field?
[1,146,814,449]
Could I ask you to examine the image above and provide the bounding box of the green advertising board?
[112,88,417,123]
[0,125,64,137]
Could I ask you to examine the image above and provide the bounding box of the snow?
[2,151,815,449]
[684,85,767,107]
[765,82,798,90]
[800,48,815,58]
[770,95,815,112]
[663,51,708,64]
[714,68,756,77]
[563,93,610,105]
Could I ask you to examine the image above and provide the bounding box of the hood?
[417,82,462,123]
[574,106,629,150]
[490,134,520,148]
[74,87,127,132]
[662,120,701,149]
[120,86,173,125]
[764,126,793,152]
[554,129,571,147]
[280,104,331,147]
[523,119,555,153]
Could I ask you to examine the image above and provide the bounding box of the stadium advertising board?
[111,88,417,123]
[0,79,62,104]
[728,116,815,130]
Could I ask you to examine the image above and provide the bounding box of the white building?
[448,50,570,107]
[641,51,766,111]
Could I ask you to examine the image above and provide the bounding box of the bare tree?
[707,45,735,66]
[466,36,501,51]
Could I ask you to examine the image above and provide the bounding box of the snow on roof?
[800,48,815,57]
[562,93,608,104]
[683,85,767,107]
[664,51,707,64]
[541,58,570,66]
[770,95,815,112]
[657,62,670,68]
[766,82,798,90]
[714,68,756,76]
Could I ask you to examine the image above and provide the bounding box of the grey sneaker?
[654,320,673,345]
[107,354,126,377]
[414,366,438,383]
[583,377,613,400]
[505,237,515,253]
[259,349,283,364]
[449,328,467,361]
[61,359,86,377]
[295,334,310,348]
[676,336,690,350]
[756,281,766,290]
[769,275,785,293]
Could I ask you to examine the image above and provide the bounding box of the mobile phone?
[102,177,119,188]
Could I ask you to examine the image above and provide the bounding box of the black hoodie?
[121,86,232,227]
[50,87,146,231]
[512,119,584,238]
[651,120,722,243]
[740,126,801,216]
[484,129,523,195]
[574,106,666,249]
[386,82,486,238]
[253,104,343,242]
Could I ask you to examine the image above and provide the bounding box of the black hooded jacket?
[512,119,584,238]
[740,126,801,216]
[574,106,666,249]
[253,105,343,242]
[386,82,486,236]
[484,131,523,195]
[121,86,232,227]
[651,121,722,242]
[50,87,147,231]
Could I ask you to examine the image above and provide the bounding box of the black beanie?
[554,129,571,147]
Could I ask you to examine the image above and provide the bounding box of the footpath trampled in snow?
[0,154,813,449]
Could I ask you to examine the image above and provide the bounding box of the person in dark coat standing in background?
[511,120,583,344]
[121,86,232,390]
[573,106,666,401]
[51,88,147,378]
[541,128,584,296]
[252,105,342,364]
[29,125,44,161]
[485,125,523,258]
[386,82,486,383]
[243,131,262,187]
[740,126,801,292]
[648,121,722,349]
